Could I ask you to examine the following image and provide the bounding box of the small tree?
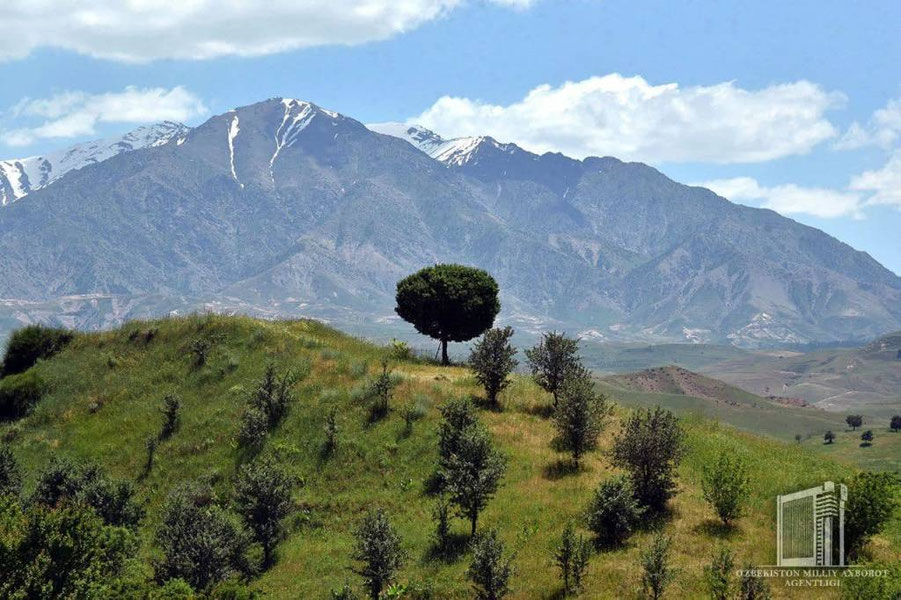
[553,372,608,467]
[435,397,480,490]
[155,482,251,590]
[639,531,675,600]
[190,337,212,368]
[846,415,863,431]
[467,529,514,600]
[701,452,750,527]
[324,408,339,455]
[144,435,158,476]
[860,429,874,446]
[585,475,643,546]
[0,443,22,497]
[469,326,517,407]
[351,508,405,600]
[431,495,452,558]
[525,331,585,408]
[367,360,395,422]
[442,423,507,536]
[704,546,734,600]
[794,433,802,444]
[250,364,297,429]
[891,415,901,432]
[159,394,181,440]
[395,264,500,365]
[237,406,268,451]
[738,564,772,600]
[610,406,684,512]
[824,430,836,444]
[844,471,899,557]
[234,457,296,568]
[555,522,591,596]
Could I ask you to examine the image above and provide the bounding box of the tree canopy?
[395,264,500,365]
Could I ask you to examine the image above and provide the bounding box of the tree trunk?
[441,338,449,365]
[470,512,478,536]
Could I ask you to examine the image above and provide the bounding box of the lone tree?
[555,522,591,597]
[467,529,514,600]
[469,326,518,407]
[553,372,609,467]
[442,420,507,536]
[846,414,863,431]
[824,430,836,444]
[701,452,751,527]
[860,429,874,446]
[234,456,296,568]
[610,406,684,512]
[395,264,500,365]
[525,332,585,408]
[891,415,901,432]
[351,508,405,600]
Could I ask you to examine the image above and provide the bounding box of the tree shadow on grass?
[542,458,582,481]
[692,518,741,540]
[422,533,471,565]
[635,505,677,532]
[524,403,555,419]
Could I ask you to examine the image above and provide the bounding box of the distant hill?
[602,365,763,404]
[2,97,901,347]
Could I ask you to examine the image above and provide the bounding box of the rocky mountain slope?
[1,98,899,347]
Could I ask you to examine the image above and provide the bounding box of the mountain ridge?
[0,97,899,347]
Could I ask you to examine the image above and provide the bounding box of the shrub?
[639,531,675,600]
[155,482,251,591]
[324,408,339,455]
[525,331,585,408]
[0,370,48,421]
[401,401,426,434]
[468,326,517,407]
[389,339,413,361]
[160,394,182,440]
[367,360,394,423]
[610,406,684,512]
[824,430,835,444]
[704,546,734,600]
[701,452,750,526]
[249,364,297,429]
[890,415,901,433]
[844,471,899,557]
[555,522,591,596]
[190,337,213,368]
[0,443,22,497]
[738,563,772,600]
[0,324,73,377]
[553,372,609,466]
[331,582,360,600]
[431,495,452,558]
[860,430,874,446]
[585,475,642,546]
[237,407,268,451]
[234,457,296,568]
[351,508,405,600]
[467,529,514,600]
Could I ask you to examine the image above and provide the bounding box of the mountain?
[0,121,188,205]
[0,97,900,347]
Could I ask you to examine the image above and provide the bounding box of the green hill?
[1,315,898,598]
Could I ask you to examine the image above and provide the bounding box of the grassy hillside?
[1,315,898,598]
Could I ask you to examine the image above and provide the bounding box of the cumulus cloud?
[410,74,844,164]
[2,87,207,147]
[0,1,529,63]
[697,176,864,219]
[850,151,901,207]
[835,98,901,150]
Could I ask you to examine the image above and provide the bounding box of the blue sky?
[1,0,899,273]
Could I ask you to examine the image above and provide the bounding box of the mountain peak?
[368,122,526,167]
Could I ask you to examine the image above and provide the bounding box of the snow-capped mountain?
[0,121,188,206]
[368,122,522,167]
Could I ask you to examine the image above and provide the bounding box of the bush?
[234,457,296,568]
[553,372,609,466]
[324,408,339,455]
[237,407,268,451]
[844,471,899,557]
[0,370,48,421]
[0,443,22,497]
[610,406,684,512]
[389,339,413,361]
[160,394,181,440]
[860,430,874,446]
[704,546,734,600]
[701,452,750,526]
[431,495,452,558]
[824,430,835,444]
[468,326,517,407]
[367,360,395,423]
[555,522,591,596]
[1,324,73,377]
[467,529,514,600]
[249,364,297,429]
[639,531,675,600]
[155,482,251,591]
[585,475,643,546]
[351,508,405,600]
[738,563,772,600]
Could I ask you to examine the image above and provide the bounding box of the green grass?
[1,314,898,598]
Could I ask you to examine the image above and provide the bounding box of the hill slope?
[1,98,900,347]
[1,315,897,598]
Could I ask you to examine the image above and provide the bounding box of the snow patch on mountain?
[368,122,521,167]
[0,121,188,205]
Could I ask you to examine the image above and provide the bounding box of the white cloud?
[835,98,901,150]
[410,74,844,164]
[0,1,529,63]
[2,87,207,147]
[697,176,864,219]
[850,151,901,207]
